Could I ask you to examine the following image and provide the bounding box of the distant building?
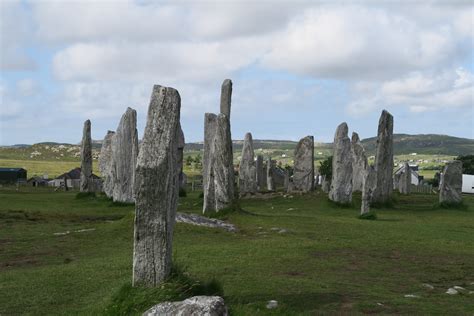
[462,174,474,194]
[49,167,101,190]
[27,176,49,187]
[393,164,420,186]
[0,168,27,184]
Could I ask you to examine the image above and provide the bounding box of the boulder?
[329,123,352,204]
[372,110,394,204]
[239,132,257,195]
[143,296,228,316]
[439,160,463,204]
[133,85,181,286]
[291,136,314,192]
[112,107,139,203]
[99,130,115,197]
[351,132,368,193]
[80,119,93,192]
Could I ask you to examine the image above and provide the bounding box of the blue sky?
[1,0,473,145]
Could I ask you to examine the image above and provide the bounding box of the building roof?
[0,168,26,172]
[55,167,100,180]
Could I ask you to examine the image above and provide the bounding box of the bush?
[319,156,332,179]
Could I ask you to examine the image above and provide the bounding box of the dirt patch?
[0,210,44,222]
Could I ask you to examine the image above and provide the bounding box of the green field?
[1,187,473,315]
[0,159,101,179]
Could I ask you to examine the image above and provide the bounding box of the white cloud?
[347,68,474,115]
[16,79,40,97]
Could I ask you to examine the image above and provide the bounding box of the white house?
[393,164,419,186]
[462,174,474,194]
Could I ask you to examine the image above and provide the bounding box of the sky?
[0,0,473,145]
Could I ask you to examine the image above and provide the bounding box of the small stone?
[404,294,419,298]
[143,296,228,316]
[422,283,434,290]
[278,229,288,234]
[266,300,278,309]
[446,288,458,295]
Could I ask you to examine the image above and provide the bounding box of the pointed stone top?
[244,132,252,141]
[84,119,91,125]
[220,79,232,118]
[351,132,360,143]
[335,122,348,139]
[107,130,115,135]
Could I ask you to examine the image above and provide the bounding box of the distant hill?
[360,134,474,156]
[0,134,472,161]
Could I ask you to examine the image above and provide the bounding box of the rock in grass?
[291,136,314,192]
[239,132,257,195]
[80,119,93,192]
[143,296,228,316]
[133,85,181,287]
[266,300,278,309]
[439,160,463,205]
[446,288,458,295]
[112,107,139,203]
[372,110,394,205]
[99,130,115,197]
[329,123,352,204]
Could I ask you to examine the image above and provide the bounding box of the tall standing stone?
[239,132,257,195]
[439,160,463,204]
[372,110,394,204]
[351,132,368,193]
[112,107,139,203]
[399,162,411,195]
[80,119,93,192]
[256,155,266,191]
[329,123,352,204]
[177,123,186,190]
[220,79,232,118]
[292,136,314,192]
[202,79,235,213]
[133,85,181,286]
[99,130,115,197]
[266,157,275,191]
[203,113,218,213]
[213,114,235,210]
[361,166,376,215]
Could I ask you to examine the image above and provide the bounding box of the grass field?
[1,187,473,315]
[0,159,101,179]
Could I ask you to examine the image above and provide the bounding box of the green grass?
[1,186,473,315]
[0,158,101,178]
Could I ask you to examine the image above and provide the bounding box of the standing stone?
[351,132,368,193]
[361,166,376,215]
[177,123,185,190]
[203,113,218,213]
[80,119,93,192]
[213,114,235,210]
[202,79,235,213]
[439,160,463,204]
[256,155,266,191]
[321,175,330,193]
[329,123,352,204]
[112,107,139,203]
[220,79,232,118]
[99,130,115,197]
[133,85,181,286]
[284,169,290,191]
[399,162,411,195]
[292,136,314,192]
[372,110,394,204]
[239,132,257,195]
[266,157,275,191]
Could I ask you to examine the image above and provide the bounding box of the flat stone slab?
[143,296,228,316]
[176,213,237,232]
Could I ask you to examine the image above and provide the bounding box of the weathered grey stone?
[213,114,235,210]
[143,296,228,316]
[329,123,352,204]
[439,160,463,204]
[176,213,237,232]
[284,169,290,191]
[256,155,266,191]
[80,119,93,192]
[399,162,411,195]
[133,85,181,286]
[99,130,115,197]
[321,175,330,193]
[179,172,187,190]
[372,110,394,204]
[361,166,376,215]
[203,113,218,213]
[292,136,314,192]
[351,132,368,193]
[266,157,275,191]
[202,80,235,213]
[239,132,257,195]
[220,79,232,118]
[112,107,139,203]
